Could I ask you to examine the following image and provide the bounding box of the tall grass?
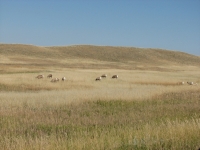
[0,69,200,149]
[0,90,200,150]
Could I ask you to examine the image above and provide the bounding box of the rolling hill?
[0,44,200,71]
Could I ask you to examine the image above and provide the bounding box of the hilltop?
[0,44,200,71]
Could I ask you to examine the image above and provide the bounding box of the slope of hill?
[0,44,200,71]
[48,45,200,65]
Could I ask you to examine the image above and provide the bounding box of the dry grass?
[0,44,200,149]
[0,69,199,100]
[0,68,200,149]
[0,90,200,150]
[1,44,200,71]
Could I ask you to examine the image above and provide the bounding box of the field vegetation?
[0,44,200,149]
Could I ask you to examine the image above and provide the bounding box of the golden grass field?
[0,44,200,150]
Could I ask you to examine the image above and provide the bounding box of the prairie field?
[0,44,200,150]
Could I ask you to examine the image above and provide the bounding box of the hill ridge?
[0,44,200,70]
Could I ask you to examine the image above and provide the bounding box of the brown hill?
[0,44,200,71]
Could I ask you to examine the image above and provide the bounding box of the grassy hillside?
[48,45,200,65]
[0,44,200,149]
[0,44,200,71]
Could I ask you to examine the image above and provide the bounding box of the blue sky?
[0,0,200,56]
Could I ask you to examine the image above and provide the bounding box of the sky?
[0,0,200,56]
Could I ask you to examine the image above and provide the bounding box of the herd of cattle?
[176,81,198,86]
[35,74,198,85]
[36,74,66,82]
[35,74,118,82]
[95,74,118,81]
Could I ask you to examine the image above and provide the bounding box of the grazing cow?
[112,75,118,79]
[101,74,107,78]
[36,75,44,79]
[47,74,53,78]
[51,78,59,82]
[187,81,194,85]
[95,77,102,81]
[177,81,184,85]
[62,77,66,81]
